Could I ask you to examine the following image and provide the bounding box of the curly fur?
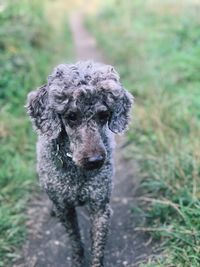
[26,61,133,267]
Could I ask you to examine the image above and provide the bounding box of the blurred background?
[0,0,200,266]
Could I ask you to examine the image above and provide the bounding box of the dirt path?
[14,13,153,267]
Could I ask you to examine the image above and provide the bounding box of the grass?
[0,0,73,265]
[87,1,200,266]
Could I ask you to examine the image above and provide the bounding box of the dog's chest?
[56,171,111,207]
[60,179,91,205]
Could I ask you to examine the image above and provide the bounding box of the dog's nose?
[84,155,105,170]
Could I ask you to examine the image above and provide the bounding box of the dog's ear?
[108,86,133,134]
[26,84,61,139]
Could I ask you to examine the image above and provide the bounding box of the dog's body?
[27,61,133,267]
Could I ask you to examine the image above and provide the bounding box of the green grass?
[87,1,200,266]
[0,0,73,265]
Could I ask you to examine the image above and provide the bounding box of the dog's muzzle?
[83,154,105,170]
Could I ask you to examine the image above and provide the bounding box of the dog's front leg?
[89,203,111,267]
[55,206,84,267]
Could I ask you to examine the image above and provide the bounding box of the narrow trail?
[14,13,153,267]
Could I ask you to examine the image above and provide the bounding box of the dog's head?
[27,61,133,170]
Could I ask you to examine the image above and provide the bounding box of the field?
[0,0,73,265]
[87,1,200,266]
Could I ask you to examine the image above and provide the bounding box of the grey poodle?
[27,61,133,267]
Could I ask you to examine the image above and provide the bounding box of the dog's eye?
[67,112,78,122]
[97,111,110,124]
[64,112,81,127]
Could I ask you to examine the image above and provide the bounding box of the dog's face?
[27,62,133,170]
[60,99,110,170]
